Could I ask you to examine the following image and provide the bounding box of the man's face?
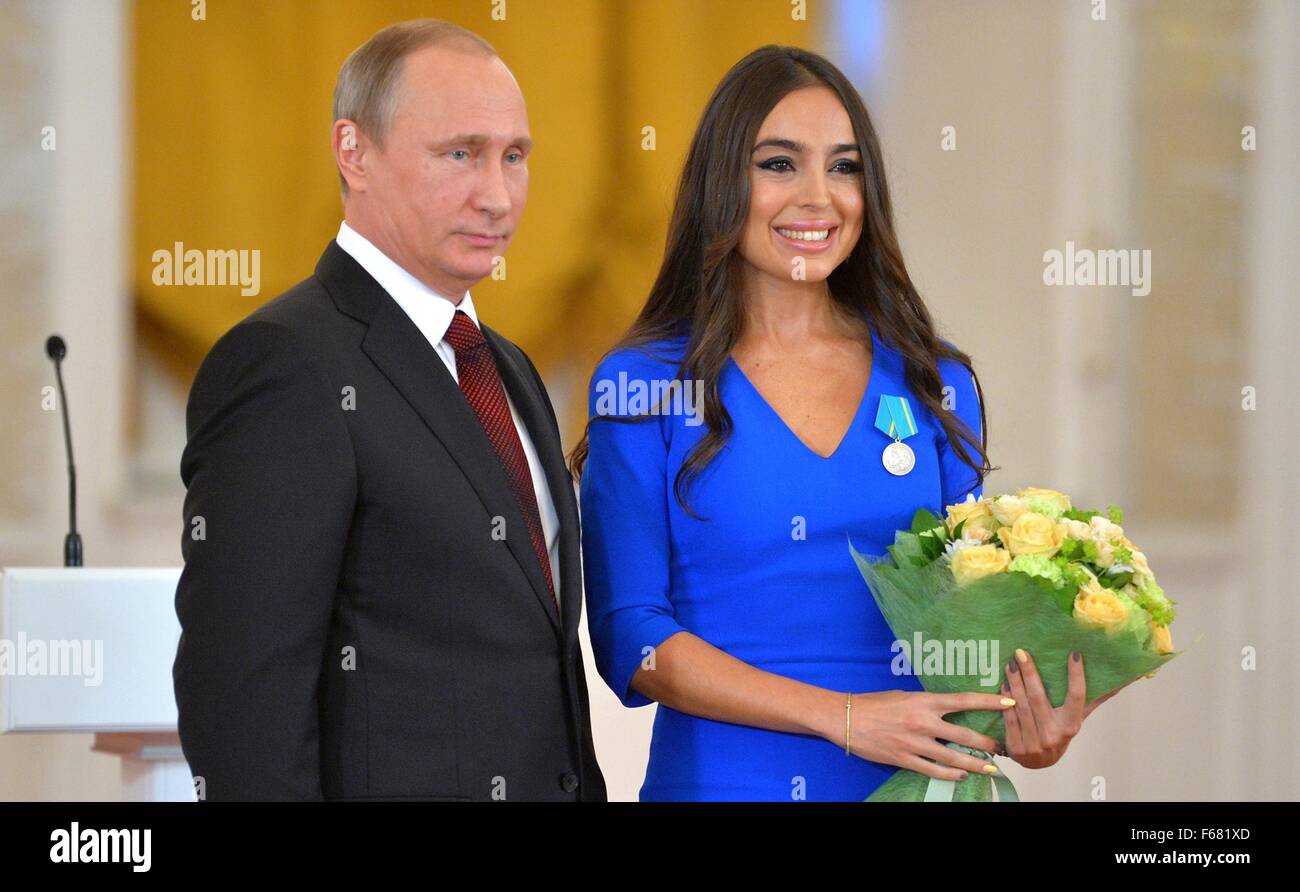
[346,46,532,297]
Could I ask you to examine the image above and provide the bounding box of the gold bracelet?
[844,692,853,755]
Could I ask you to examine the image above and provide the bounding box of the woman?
[570,45,1105,801]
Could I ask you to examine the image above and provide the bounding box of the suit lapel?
[483,326,583,648]
[316,241,562,637]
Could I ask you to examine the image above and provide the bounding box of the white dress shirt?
[336,221,562,605]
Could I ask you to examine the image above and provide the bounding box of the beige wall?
[0,0,144,801]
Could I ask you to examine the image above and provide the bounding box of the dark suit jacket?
[173,240,606,801]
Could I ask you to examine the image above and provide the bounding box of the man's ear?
[333,118,370,195]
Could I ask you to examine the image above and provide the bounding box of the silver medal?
[882,440,915,476]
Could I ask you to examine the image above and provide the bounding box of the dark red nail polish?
[1071,650,1081,662]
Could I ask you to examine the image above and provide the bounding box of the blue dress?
[579,318,985,801]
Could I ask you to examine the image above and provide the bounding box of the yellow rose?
[997,512,1065,557]
[1073,576,1130,636]
[990,495,1029,527]
[950,544,1012,587]
[1017,487,1073,513]
[1151,623,1174,655]
[945,497,998,539]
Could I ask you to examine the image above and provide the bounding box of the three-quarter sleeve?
[936,352,985,510]
[580,348,688,708]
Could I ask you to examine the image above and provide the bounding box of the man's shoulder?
[236,271,343,336]
[192,271,353,393]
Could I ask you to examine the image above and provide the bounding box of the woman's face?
[738,85,865,288]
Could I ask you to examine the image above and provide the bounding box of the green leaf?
[910,508,944,535]
[885,544,902,567]
[1099,570,1133,590]
[1054,581,1080,614]
[1059,538,1085,561]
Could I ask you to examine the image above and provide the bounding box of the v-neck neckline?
[726,322,879,462]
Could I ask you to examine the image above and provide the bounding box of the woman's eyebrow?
[751,137,861,154]
[752,137,804,153]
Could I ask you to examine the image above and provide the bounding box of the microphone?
[45,335,82,567]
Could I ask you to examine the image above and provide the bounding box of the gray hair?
[333,19,497,199]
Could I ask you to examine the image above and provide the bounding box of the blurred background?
[1,0,1295,800]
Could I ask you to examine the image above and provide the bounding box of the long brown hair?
[567,45,995,519]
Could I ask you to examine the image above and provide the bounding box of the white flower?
[1088,514,1124,541]
[943,537,978,560]
[1061,518,1092,540]
[1126,549,1155,581]
[1093,538,1117,569]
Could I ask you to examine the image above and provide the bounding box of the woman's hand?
[842,690,1017,782]
[1000,648,1139,769]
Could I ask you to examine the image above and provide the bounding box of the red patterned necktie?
[444,309,558,614]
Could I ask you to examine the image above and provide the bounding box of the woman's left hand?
[999,648,1133,769]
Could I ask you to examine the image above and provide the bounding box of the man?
[173,19,606,801]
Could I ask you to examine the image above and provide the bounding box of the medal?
[882,439,916,476]
[874,395,919,476]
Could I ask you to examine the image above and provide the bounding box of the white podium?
[0,567,194,801]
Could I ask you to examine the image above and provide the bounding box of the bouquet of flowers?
[849,487,1179,802]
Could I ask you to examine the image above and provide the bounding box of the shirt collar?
[336,220,480,343]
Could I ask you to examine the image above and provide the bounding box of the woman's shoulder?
[589,334,691,394]
[875,331,979,431]
[932,337,981,436]
[933,338,975,386]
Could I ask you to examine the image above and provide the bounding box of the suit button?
[559,771,579,793]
